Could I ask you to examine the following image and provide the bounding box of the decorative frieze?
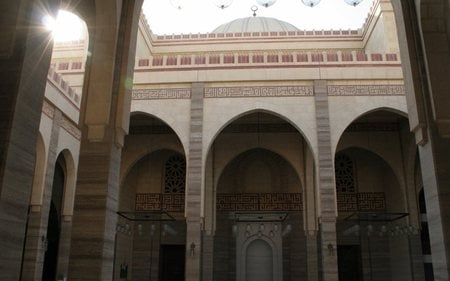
[135,193,185,212]
[204,86,313,98]
[42,100,55,119]
[132,88,191,100]
[357,193,386,211]
[136,193,162,211]
[216,193,260,211]
[154,29,360,41]
[327,85,405,96]
[162,194,185,212]
[217,193,303,211]
[60,116,81,140]
[337,192,386,212]
[346,122,399,132]
[337,193,358,212]
[135,192,385,213]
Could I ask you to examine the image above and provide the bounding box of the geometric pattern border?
[328,85,405,96]
[136,193,185,212]
[132,88,191,100]
[135,192,386,213]
[217,193,303,211]
[205,86,314,98]
[337,192,386,212]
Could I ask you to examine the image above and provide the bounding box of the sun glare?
[44,10,84,42]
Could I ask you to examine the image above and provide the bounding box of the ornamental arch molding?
[120,113,186,186]
[330,106,408,155]
[129,110,189,154]
[335,108,411,190]
[203,108,317,167]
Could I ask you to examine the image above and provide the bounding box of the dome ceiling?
[212,16,300,33]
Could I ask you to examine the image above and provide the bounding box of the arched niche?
[243,239,276,281]
[336,110,412,198]
[210,112,309,281]
[118,148,187,281]
[120,113,186,187]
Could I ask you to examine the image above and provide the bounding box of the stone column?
[21,109,62,280]
[417,135,450,281]
[68,139,121,281]
[185,83,205,281]
[0,1,56,280]
[313,80,338,281]
[393,1,450,280]
[67,1,142,279]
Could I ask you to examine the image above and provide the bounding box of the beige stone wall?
[363,0,400,53]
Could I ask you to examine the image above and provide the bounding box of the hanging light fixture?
[256,0,277,8]
[302,0,321,7]
[213,0,233,9]
[170,0,185,10]
[344,0,364,6]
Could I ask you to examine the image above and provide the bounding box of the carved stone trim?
[132,88,191,100]
[204,86,314,98]
[42,100,55,119]
[61,116,81,140]
[327,85,405,96]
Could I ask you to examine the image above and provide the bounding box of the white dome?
[212,17,300,33]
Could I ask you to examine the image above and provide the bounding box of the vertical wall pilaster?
[203,153,215,281]
[314,80,338,281]
[202,233,214,281]
[22,109,62,280]
[408,234,426,281]
[57,216,73,280]
[305,144,319,281]
[186,82,205,281]
[306,231,319,281]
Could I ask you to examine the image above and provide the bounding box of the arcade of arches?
[1,0,450,281]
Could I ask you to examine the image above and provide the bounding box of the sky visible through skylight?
[142,0,375,35]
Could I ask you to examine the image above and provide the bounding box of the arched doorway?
[335,110,422,281]
[42,155,66,281]
[117,113,187,281]
[207,111,310,281]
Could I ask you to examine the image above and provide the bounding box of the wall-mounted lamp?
[190,242,196,257]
